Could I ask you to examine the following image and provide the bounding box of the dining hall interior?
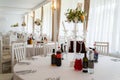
[0,0,120,80]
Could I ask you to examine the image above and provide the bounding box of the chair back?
[33,43,44,56]
[44,45,50,55]
[33,43,43,56]
[94,42,109,55]
[11,42,26,67]
[33,42,56,57]
[43,43,55,56]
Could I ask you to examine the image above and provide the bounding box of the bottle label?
[88,60,94,68]
[83,61,88,72]
[56,54,61,58]
[83,62,88,68]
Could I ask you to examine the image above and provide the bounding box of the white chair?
[0,36,11,73]
[2,33,17,46]
[11,42,26,70]
[33,43,43,56]
[0,37,13,79]
[33,42,56,57]
[94,42,109,55]
[43,43,56,56]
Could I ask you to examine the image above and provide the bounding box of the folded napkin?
[31,57,38,60]
[18,62,31,65]
[15,70,36,75]
[27,57,38,61]
[111,59,120,62]
[45,77,60,80]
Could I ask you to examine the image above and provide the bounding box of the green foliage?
[65,8,86,23]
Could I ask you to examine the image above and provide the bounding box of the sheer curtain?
[27,12,33,34]
[43,2,52,40]
[25,3,52,41]
[34,8,42,35]
[86,0,120,55]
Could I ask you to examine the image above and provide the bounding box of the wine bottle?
[56,47,62,66]
[88,50,94,74]
[64,42,67,53]
[61,44,64,52]
[82,52,88,73]
[51,49,56,66]
[61,44,64,60]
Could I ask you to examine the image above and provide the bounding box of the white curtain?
[26,2,52,41]
[86,0,120,54]
[27,12,33,34]
[34,8,42,35]
[43,2,52,40]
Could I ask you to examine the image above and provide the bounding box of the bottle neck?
[52,49,55,54]
[57,46,61,50]
[84,52,87,57]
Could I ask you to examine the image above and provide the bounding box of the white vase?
[74,22,77,54]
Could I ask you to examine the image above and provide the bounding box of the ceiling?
[0,0,50,16]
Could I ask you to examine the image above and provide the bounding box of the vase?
[73,22,77,54]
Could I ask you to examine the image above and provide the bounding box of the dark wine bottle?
[51,49,56,66]
[82,52,88,73]
[61,44,64,52]
[56,47,62,66]
[64,42,67,53]
[61,44,64,60]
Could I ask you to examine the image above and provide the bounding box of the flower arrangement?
[34,18,42,26]
[11,23,19,27]
[65,3,86,23]
[21,22,26,26]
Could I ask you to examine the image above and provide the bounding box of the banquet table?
[13,54,120,80]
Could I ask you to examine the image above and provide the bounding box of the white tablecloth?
[13,54,120,80]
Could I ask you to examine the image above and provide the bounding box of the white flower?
[74,17,78,23]
[73,10,76,13]
[77,2,82,10]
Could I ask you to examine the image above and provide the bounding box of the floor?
[0,73,13,80]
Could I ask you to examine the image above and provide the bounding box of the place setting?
[15,70,37,75]
[45,77,60,80]
[17,62,31,65]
